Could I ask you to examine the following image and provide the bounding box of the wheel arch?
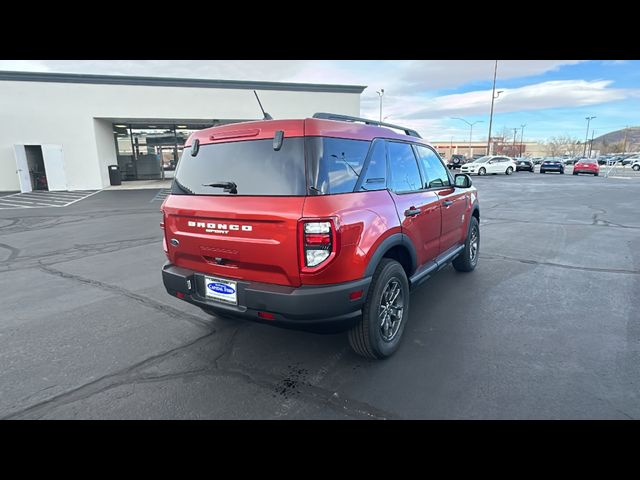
[364,233,417,279]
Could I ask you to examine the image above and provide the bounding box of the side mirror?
[455,174,472,188]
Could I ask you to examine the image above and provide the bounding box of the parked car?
[632,159,640,171]
[621,155,639,166]
[460,155,516,176]
[573,159,600,176]
[514,157,534,172]
[161,113,480,359]
[540,158,565,174]
[447,154,468,170]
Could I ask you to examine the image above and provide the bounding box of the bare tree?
[542,135,581,157]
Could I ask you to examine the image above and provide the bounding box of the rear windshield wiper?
[202,181,238,194]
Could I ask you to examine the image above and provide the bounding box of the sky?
[1,60,638,142]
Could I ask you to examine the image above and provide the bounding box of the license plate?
[204,276,238,305]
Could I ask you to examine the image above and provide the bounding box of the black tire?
[505,167,513,175]
[595,173,599,176]
[573,172,578,175]
[478,167,486,176]
[540,170,545,174]
[348,259,409,360]
[453,215,480,272]
[633,165,639,171]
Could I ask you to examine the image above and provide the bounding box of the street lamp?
[376,89,385,123]
[512,128,518,157]
[452,117,484,158]
[584,116,596,156]
[486,60,505,156]
[519,124,526,157]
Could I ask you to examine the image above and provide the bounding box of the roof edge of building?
[0,70,367,94]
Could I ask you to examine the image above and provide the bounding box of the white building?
[0,71,364,192]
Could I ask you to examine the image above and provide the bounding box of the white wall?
[0,81,361,191]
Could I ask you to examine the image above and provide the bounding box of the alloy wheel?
[379,278,404,342]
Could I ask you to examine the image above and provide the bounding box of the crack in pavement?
[481,216,640,230]
[0,236,161,272]
[2,331,218,419]
[4,322,397,420]
[37,263,213,329]
[483,253,640,275]
[0,242,20,261]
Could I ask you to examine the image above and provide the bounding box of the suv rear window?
[172,138,306,196]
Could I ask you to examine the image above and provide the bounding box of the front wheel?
[506,167,513,175]
[633,165,640,171]
[348,259,409,359]
[453,216,479,272]
[478,167,486,176]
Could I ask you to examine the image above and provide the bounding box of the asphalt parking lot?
[1,172,639,419]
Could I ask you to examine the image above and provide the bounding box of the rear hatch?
[162,121,306,287]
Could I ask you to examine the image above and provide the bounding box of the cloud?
[398,80,629,120]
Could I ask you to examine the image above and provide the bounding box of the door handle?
[443,200,454,206]
[404,208,421,217]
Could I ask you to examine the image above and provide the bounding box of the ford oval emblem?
[207,282,235,295]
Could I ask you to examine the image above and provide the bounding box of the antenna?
[253,90,273,120]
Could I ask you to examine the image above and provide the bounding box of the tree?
[543,135,581,157]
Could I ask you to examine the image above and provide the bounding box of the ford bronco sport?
[161,113,479,359]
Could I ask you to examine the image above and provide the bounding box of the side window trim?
[353,138,387,192]
[386,140,425,194]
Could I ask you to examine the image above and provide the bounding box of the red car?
[161,113,480,359]
[573,159,599,176]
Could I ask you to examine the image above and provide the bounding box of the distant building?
[430,140,546,159]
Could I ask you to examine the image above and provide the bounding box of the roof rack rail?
[312,112,421,138]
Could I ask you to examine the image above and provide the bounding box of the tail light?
[298,220,338,271]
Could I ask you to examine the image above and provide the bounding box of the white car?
[632,159,640,171]
[460,155,517,176]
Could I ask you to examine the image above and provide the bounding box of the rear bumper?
[573,169,598,174]
[162,263,371,333]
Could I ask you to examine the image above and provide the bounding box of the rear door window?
[387,141,423,193]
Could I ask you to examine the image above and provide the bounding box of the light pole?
[486,60,504,155]
[512,128,518,157]
[584,116,595,156]
[452,117,483,158]
[376,89,384,123]
[589,130,595,157]
[519,124,526,157]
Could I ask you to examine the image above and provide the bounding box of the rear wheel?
[453,216,479,272]
[478,167,486,176]
[348,259,409,360]
[505,167,513,175]
[633,164,640,171]
[595,172,599,176]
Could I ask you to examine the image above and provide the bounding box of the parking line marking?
[0,190,99,209]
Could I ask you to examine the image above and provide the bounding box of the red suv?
[161,113,480,359]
